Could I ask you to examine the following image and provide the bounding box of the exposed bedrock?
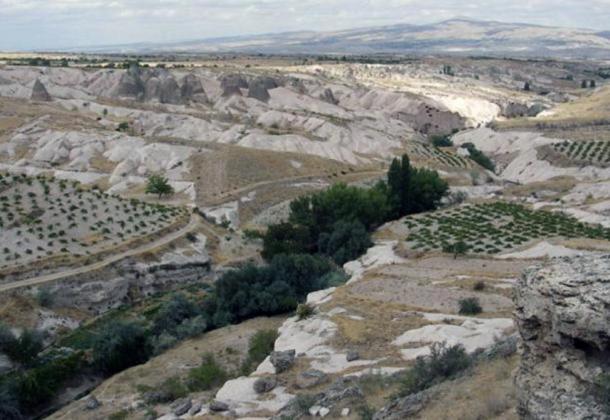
[501,101,545,118]
[221,74,249,97]
[393,103,465,135]
[514,255,610,419]
[180,73,208,103]
[31,79,52,102]
[13,256,212,315]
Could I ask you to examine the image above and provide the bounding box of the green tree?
[146,175,174,199]
[387,154,412,217]
[318,220,372,265]
[92,322,150,374]
[1,329,43,366]
[443,240,469,259]
[262,223,312,261]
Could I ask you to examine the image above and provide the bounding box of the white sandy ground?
[392,313,514,360]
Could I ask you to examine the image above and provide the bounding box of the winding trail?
[0,214,201,293]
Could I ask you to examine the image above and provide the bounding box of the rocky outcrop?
[273,377,363,419]
[221,74,249,97]
[114,65,145,99]
[160,76,182,104]
[114,67,205,105]
[270,349,296,373]
[320,88,339,105]
[501,102,545,118]
[180,74,208,103]
[248,78,271,102]
[514,255,610,419]
[144,77,162,101]
[253,376,277,394]
[35,253,211,315]
[31,79,52,101]
[393,103,465,135]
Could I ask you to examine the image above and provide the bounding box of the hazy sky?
[1,0,609,51]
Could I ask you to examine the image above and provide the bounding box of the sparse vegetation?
[459,297,483,315]
[399,343,472,396]
[296,303,315,320]
[460,143,495,172]
[240,329,278,375]
[186,353,228,391]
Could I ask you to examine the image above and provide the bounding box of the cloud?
[0,0,608,50]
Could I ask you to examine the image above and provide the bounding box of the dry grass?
[414,355,518,420]
[48,316,286,420]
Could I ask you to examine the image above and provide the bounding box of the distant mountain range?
[69,18,610,59]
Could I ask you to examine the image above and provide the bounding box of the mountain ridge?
[62,18,610,59]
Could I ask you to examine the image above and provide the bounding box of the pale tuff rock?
[31,79,52,101]
[515,255,610,419]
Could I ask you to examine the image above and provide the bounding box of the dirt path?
[203,170,385,206]
[0,214,201,293]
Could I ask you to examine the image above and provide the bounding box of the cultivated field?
[0,172,188,271]
[404,201,610,254]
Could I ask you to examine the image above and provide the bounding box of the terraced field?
[552,140,610,165]
[407,142,473,169]
[404,201,610,254]
[0,173,188,270]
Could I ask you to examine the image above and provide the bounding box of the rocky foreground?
[515,255,610,419]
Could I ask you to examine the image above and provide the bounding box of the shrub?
[150,333,178,355]
[459,297,483,315]
[116,122,129,132]
[143,376,188,403]
[240,329,278,375]
[175,315,208,340]
[36,288,53,308]
[461,143,495,172]
[442,241,468,259]
[296,303,315,320]
[1,329,43,366]
[152,294,201,336]
[473,281,486,291]
[400,343,471,396]
[431,135,454,147]
[13,351,84,410]
[92,321,150,374]
[186,353,227,391]
[210,254,334,324]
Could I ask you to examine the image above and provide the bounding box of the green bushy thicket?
[263,154,448,263]
[461,143,495,172]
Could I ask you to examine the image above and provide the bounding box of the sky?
[1,0,609,51]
